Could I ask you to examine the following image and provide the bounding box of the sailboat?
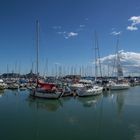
[92,31,103,94]
[77,32,103,97]
[30,20,63,99]
[110,36,130,90]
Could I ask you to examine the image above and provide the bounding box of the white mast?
[94,31,102,81]
[36,20,39,79]
[115,35,123,78]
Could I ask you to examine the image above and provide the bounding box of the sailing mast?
[36,20,39,81]
[43,58,48,78]
[7,64,9,79]
[115,35,123,79]
[94,31,102,81]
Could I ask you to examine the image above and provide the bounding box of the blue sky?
[1,0,140,75]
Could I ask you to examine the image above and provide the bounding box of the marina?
[0,86,140,140]
[1,0,140,140]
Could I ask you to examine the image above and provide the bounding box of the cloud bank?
[100,51,140,75]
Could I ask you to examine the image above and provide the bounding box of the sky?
[1,0,140,76]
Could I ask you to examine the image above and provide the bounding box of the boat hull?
[77,86,103,97]
[30,89,62,99]
[110,84,130,90]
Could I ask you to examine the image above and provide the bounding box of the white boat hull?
[110,83,130,90]
[78,86,103,97]
[30,89,62,99]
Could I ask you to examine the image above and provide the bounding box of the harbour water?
[0,87,140,140]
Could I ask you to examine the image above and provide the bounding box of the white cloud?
[64,32,78,39]
[100,51,140,76]
[57,31,78,39]
[67,32,78,37]
[127,26,138,31]
[111,31,122,36]
[53,24,84,39]
[127,16,140,31]
[129,16,140,25]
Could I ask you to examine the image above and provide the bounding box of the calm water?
[0,87,140,140]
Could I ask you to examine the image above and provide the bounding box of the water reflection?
[116,92,125,118]
[105,90,126,117]
[0,90,4,98]
[28,97,63,112]
[5,89,20,96]
[103,90,112,97]
[27,94,103,112]
[12,90,20,96]
[1,87,140,140]
[125,87,140,106]
[77,95,103,108]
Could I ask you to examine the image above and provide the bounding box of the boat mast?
[7,64,9,79]
[94,31,102,81]
[94,31,97,81]
[36,20,39,80]
[43,58,48,78]
[115,35,123,79]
